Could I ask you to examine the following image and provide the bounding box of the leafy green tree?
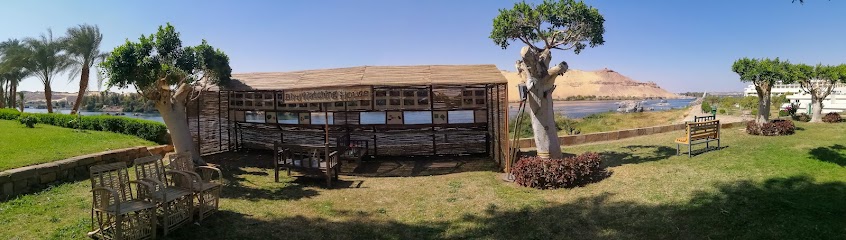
[731,58,791,123]
[0,39,31,108]
[22,29,72,113]
[101,24,231,164]
[788,63,846,122]
[490,0,605,158]
[64,24,107,115]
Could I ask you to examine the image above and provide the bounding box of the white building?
[743,82,846,114]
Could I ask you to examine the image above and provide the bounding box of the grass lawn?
[0,120,155,171]
[2,122,846,239]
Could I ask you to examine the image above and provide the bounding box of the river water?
[21,98,694,124]
[507,99,695,119]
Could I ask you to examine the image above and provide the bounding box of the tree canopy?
[490,0,605,54]
[731,57,792,88]
[101,23,231,102]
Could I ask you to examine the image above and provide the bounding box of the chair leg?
[198,192,205,223]
[688,144,692,158]
[274,167,279,182]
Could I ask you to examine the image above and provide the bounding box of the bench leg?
[688,144,692,158]
[676,144,680,156]
[706,141,709,149]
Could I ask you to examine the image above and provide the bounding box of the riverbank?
[0,120,155,171]
[510,107,690,138]
[508,98,694,119]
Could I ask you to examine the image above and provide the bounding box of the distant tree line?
[81,92,157,113]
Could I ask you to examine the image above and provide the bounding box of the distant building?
[743,81,846,114]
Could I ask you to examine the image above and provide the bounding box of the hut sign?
[283,86,371,103]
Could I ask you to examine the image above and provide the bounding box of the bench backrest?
[685,120,720,141]
[694,115,716,122]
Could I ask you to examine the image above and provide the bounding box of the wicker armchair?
[168,153,223,223]
[88,162,157,240]
[134,155,194,236]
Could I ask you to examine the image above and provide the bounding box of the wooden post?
[324,102,331,187]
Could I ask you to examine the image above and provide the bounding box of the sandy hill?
[502,68,680,102]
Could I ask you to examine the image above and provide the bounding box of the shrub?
[822,112,842,123]
[746,120,795,136]
[792,113,811,122]
[1,110,168,143]
[718,109,726,114]
[778,110,789,117]
[0,108,22,120]
[511,152,604,189]
[701,102,711,114]
[18,115,38,128]
[785,103,798,116]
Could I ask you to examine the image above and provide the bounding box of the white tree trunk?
[526,76,562,159]
[810,100,823,122]
[157,101,206,165]
[757,90,771,123]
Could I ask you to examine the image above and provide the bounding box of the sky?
[1,0,844,93]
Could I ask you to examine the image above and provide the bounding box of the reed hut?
[187,64,510,169]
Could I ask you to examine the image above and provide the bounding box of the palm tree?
[0,39,31,109]
[23,29,71,113]
[17,92,24,111]
[64,24,106,114]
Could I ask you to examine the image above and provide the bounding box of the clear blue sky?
[2,0,844,93]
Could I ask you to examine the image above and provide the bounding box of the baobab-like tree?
[101,24,232,164]
[490,0,605,158]
[731,57,792,124]
[789,63,846,122]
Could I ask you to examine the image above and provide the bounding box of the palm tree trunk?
[70,66,90,115]
[9,83,16,108]
[45,83,53,113]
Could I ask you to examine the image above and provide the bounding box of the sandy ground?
[677,104,751,124]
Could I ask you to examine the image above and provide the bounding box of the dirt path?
[677,104,751,124]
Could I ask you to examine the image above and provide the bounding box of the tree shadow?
[809,144,846,167]
[597,145,677,167]
[164,175,846,239]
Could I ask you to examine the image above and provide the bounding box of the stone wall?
[515,121,747,148]
[0,145,174,200]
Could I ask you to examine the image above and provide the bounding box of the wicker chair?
[134,155,194,236]
[168,152,223,223]
[88,162,157,240]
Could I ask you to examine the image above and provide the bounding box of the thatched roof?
[219,64,506,91]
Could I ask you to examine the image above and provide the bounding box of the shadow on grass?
[809,144,846,167]
[597,145,677,167]
[165,175,846,239]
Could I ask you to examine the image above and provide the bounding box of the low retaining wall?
[516,121,747,148]
[0,145,174,200]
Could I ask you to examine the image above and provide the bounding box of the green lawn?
[0,120,155,171]
[2,122,846,239]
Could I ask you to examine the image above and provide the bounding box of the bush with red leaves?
[511,152,604,189]
[746,120,795,136]
[822,112,842,123]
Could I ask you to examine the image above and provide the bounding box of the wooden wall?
[188,84,510,170]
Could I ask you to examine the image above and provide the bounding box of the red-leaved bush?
[822,112,842,123]
[746,120,795,136]
[511,152,604,189]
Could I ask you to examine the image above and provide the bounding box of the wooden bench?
[675,120,721,157]
[273,142,340,187]
[336,134,369,165]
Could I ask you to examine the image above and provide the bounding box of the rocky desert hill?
[502,68,680,102]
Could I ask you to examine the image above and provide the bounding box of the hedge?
[0,108,169,144]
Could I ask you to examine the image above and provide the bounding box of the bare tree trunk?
[526,76,561,158]
[45,84,53,113]
[518,46,566,159]
[0,82,5,109]
[157,100,206,165]
[71,66,90,115]
[18,93,24,112]
[810,98,823,122]
[757,92,770,123]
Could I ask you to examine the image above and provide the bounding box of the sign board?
[283,86,371,104]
